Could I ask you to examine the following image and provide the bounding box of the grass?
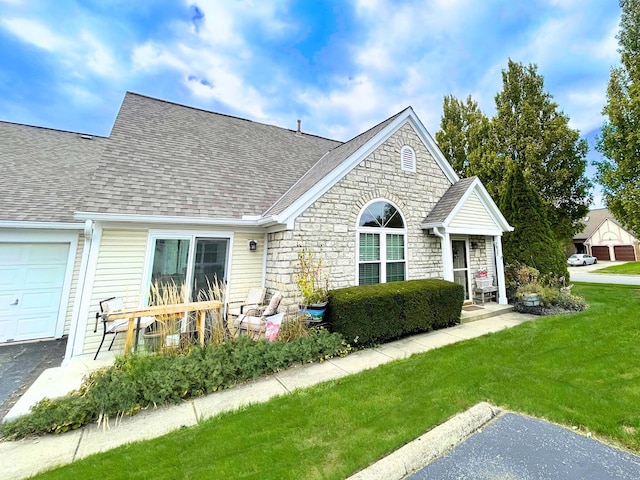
[594,261,640,275]
[33,283,640,479]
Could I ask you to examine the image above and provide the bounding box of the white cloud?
[0,17,67,51]
[132,42,190,72]
[1,16,121,82]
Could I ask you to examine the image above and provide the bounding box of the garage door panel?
[0,267,25,288]
[25,244,70,264]
[24,264,67,289]
[0,244,24,264]
[0,293,19,312]
[20,289,64,309]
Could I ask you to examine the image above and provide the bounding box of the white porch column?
[434,227,453,281]
[494,235,508,305]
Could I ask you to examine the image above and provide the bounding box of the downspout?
[63,220,93,365]
[433,227,454,282]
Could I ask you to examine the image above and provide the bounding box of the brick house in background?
[0,92,512,362]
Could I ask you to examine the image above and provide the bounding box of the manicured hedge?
[326,279,464,346]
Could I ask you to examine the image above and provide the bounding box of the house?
[0,92,512,362]
[573,208,639,261]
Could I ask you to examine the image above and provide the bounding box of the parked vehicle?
[568,253,598,266]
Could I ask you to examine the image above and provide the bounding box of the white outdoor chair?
[93,297,156,359]
[233,291,283,336]
[227,286,267,318]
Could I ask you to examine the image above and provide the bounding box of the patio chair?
[93,297,156,360]
[233,291,283,336]
[227,286,267,318]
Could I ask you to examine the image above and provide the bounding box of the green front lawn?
[35,283,640,480]
[594,261,640,275]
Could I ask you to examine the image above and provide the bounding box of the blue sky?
[0,1,621,205]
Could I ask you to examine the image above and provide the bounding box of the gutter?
[74,211,283,228]
[0,221,84,230]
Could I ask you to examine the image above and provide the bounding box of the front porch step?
[460,303,513,323]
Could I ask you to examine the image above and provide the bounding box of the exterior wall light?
[248,240,258,251]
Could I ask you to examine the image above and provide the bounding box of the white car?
[568,253,598,266]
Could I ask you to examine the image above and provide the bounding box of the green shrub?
[0,330,349,440]
[326,279,464,346]
[508,263,588,314]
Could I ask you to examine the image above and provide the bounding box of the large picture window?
[148,235,229,302]
[357,201,406,285]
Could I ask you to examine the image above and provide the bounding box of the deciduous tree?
[596,0,640,235]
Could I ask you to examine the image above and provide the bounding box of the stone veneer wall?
[265,121,454,308]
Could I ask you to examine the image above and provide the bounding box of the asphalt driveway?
[0,339,66,420]
[409,413,640,479]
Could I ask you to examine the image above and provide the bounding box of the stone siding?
[266,122,453,307]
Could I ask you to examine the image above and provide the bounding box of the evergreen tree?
[500,164,569,279]
[436,60,592,246]
[596,0,640,234]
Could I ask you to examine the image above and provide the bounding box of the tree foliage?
[596,0,640,235]
[437,60,592,246]
[500,165,568,279]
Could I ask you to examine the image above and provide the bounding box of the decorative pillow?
[263,291,283,316]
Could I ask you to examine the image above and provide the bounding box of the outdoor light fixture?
[248,240,258,251]
[471,241,479,250]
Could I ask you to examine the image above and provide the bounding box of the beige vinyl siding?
[63,234,84,335]
[450,192,497,229]
[82,229,149,355]
[228,232,265,305]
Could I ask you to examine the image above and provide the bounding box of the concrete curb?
[346,402,500,480]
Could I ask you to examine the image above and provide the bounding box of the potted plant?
[294,246,329,320]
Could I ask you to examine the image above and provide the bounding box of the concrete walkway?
[0,304,533,480]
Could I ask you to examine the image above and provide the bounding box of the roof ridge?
[124,91,340,143]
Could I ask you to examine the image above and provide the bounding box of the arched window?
[357,200,407,285]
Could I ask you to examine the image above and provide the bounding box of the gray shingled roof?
[265,108,408,216]
[0,121,107,223]
[573,208,623,240]
[422,176,477,225]
[80,93,341,219]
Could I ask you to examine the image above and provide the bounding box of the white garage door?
[0,243,69,342]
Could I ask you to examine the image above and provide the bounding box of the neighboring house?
[0,92,512,362]
[573,208,639,261]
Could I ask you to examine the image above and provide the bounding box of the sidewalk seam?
[71,428,84,461]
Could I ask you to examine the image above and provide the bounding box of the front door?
[451,239,470,301]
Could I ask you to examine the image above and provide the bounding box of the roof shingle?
[0,122,107,223]
[80,93,341,219]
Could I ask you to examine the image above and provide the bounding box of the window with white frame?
[148,234,229,302]
[400,145,416,173]
[357,200,407,285]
